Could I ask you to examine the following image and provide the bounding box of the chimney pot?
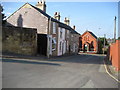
[36,0,46,12]
[73,25,75,30]
[54,12,60,21]
[64,17,70,25]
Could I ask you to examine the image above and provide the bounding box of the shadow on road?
[48,54,106,65]
[2,58,61,66]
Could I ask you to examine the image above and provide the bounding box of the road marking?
[103,60,120,83]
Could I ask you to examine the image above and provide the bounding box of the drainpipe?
[47,17,51,58]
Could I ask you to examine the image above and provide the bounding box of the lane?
[2,54,118,88]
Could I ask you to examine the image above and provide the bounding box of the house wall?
[74,34,80,53]
[2,26,37,55]
[108,40,120,71]
[65,29,70,54]
[70,33,79,53]
[49,21,58,56]
[6,4,48,34]
[6,3,80,57]
[57,27,66,56]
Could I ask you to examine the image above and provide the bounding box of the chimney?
[64,17,70,25]
[36,0,46,12]
[73,25,75,30]
[54,12,60,21]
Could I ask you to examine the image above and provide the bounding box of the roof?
[89,31,97,39]
[82,31,97,39]
[29,4,63,22]
[59,22,80,35]
[30,3,80,35]
[6,3,80,35]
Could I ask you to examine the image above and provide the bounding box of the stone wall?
[2,26,37,55]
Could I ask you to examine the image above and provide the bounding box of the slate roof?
[82,31,97,39]
[29,3,80,35]
[6,3,80,35]
[89,31,97,39]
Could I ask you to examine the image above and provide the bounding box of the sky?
[1,1,119,38]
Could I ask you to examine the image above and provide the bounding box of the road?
[2,54,119,88]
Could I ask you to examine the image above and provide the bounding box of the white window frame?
[52,37,56,51]
[67,30,69,38]
[53,22,56,34]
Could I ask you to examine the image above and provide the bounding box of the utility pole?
[114,16,116,42]
[103,34,106,54]
[47,17,51,59]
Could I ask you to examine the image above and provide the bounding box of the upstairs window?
[53,22,56,34]
[67,30,69,38]
[60,30,62,38]
[59,41,62,52]
[52,37,56,51]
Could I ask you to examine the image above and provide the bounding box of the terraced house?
[6,1,80,57]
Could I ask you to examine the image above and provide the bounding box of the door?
[37,34,47,56]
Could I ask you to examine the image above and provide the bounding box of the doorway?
[83,43,89,52]
[37,34,47,56]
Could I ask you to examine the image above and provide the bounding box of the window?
[66,41,69,51]
[60,30,62,38]
[91,41,94,51]
[87,36,89,41]
[53,22,56,34]
[84,36,86,41]
[52,37,56,51]
[67,30,69,38]
[59,41,62,52]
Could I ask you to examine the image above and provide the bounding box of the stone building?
[6,1,80,57]
[79,31,98,54]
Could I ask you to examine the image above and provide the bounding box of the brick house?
[6,1,80,57]
[79,31,98,53]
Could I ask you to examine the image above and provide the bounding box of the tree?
[0,4,6,26]
[118,37,120,40]
[98,37,108,54]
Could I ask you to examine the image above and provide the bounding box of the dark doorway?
[90,41,94,51]
[84,44,88,52]
[37,34,47,56]
[83,43,90,52]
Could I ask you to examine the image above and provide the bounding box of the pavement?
[1,53,119,88]
[0,56,2,90]
[104,57,120,82]
[1,53,48,60]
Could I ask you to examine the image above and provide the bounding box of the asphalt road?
[2,54,119,88]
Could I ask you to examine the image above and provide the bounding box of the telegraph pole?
[103,34,106,54]
[114,16,116,42]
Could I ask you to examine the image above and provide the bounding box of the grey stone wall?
[70,33,80,54]
[2,26,37,55]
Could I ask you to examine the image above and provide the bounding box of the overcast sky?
[2,1,119,38]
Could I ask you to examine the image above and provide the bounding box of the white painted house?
[58,27,66,56]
